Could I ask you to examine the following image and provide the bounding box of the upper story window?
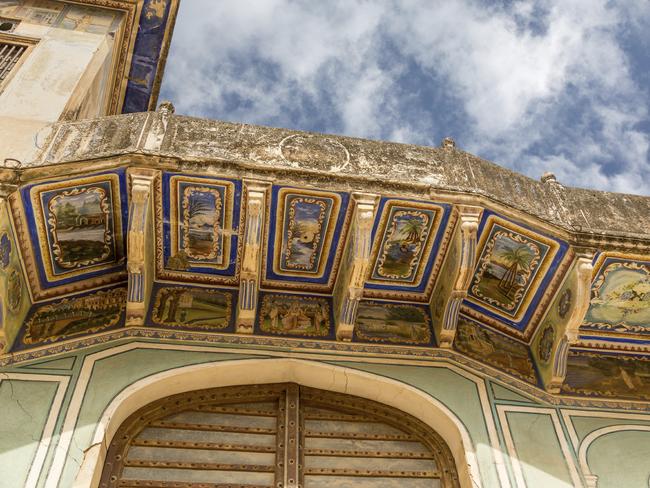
[0,32,36,91]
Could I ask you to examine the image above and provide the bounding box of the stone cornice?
[19,111,650,249]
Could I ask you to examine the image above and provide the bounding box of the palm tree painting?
[375,209,433,281]
[470,226,548,314]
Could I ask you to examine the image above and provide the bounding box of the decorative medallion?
[279,134,350,172]
[258,293,331,337]
[468,216,559,321]
[0,232,10,269]
[150,286,234,331]
[584,258,650,334]
[6,269,21,313]
[558,288,572,318]
[23,288,126,345]
[355,302,432,345]
[455,317,537,382]
[538,326,554,363]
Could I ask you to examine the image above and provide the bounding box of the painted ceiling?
[1,162,650,404]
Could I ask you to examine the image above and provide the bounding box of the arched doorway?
[100,383,460,487]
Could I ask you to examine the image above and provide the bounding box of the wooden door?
[100,383,459,488]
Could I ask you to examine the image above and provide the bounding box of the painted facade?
[0,1,649,487]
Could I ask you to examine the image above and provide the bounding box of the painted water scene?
[585,261,650,332]
[181,185,223,262]
[471,225,548,315]
[455,318,536,382]
[355,302,431,345]
[563,352,650,401]
[259,294,330,337]
[373,206,434,283]
[24,288,126,344]
[46,184,113,269]
[280,194,331,273]
[151,287,232,330]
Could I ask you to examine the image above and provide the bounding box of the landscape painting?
[258,294,331,337]
[355,302,432,345]
[455,318,537,382]
[470,222,551,317]
[181,185,223,261]
[370,204,437,284]
[23,288,126,345]
[151,286,233,330]
[563,352,650,401]
[584,260,650,333]
[280,193,333,273]
[171,176,234,270]
[43,183,115,271]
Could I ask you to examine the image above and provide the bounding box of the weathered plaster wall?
[0,1,123,164]
[1,341,649,488]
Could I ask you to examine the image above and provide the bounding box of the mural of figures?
[373,207,436,282]
[470,222,552,317]
[151,287,232,330]
[355,302,432,345]
[563,352,650,401]
[182,186,222,261]
[23,288,126,344]
[37,178,119,273]
[585,260,650,333]
[455,318,537,382]
[259,294,331,337]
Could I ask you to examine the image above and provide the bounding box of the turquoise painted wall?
[1,340,649,488]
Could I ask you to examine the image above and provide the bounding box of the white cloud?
[161,0,650,195]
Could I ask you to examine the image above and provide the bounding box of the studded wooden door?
[100,383,460,488]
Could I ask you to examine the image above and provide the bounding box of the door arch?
[72,358,481,487]
[100,382,460,487]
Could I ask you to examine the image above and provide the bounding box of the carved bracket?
[333,193,379,341]
[434,205,482,348]
[546,252,594,393]
[126,170,156,326]
[236,181,269,333]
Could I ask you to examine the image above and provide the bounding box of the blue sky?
[159,0,650,195]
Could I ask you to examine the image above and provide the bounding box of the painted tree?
[498,244,533,294]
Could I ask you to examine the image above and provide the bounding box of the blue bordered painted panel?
[353,300,434,346]
[122,0,173,113]
[582,253,650,336]
[12,286,126,351]
[20,170,127,289]
[162,173,241,277]
[365,198,451,294]
[265,186,349,286]
[464,211,568,330]
[146,284,236,333]
[255,291,334,339]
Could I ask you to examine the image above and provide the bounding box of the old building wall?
[0,1,124,164]
[0,341,648,488]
